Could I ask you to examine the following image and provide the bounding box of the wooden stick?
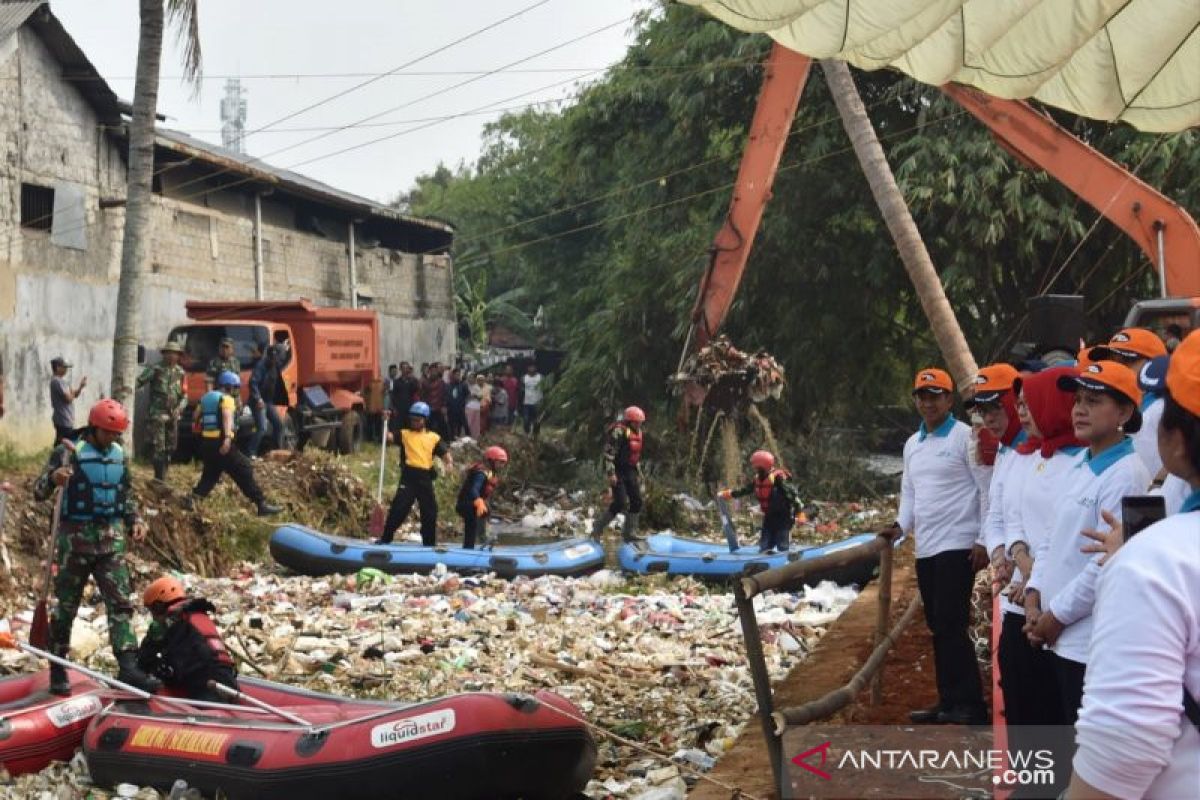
[871,544,894,705]
[741,534,889,599]
[771,593,921,733]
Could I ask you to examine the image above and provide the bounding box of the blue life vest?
[198,390,224,437]
[64,441,127,521]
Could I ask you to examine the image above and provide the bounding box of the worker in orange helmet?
[32,399,159,696]
[718,450,804,553]
[456,446,508,549]
[591,406,647,542]
[136,576,237,702]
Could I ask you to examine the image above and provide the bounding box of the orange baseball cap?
[1076,345,1100,370]
[1166,330,1200,417]
[964,363,1020,408]
[1056,361,1144,432]
[912,368,954,395]
[1088,328,1168,362]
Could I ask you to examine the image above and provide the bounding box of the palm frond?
[165,0,203,93]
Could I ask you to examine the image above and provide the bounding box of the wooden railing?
[731,534,919,795]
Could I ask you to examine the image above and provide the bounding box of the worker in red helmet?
[455,445,508,549]
[718,450,804,553]
[136,576,237,702]
[32,399,160,696]
[591,406,647,542]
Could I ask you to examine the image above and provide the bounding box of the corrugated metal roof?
[0,2,44,40]
[154,127,455,238]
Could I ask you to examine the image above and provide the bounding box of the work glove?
[473,498,488,518]
[717,489,733,501]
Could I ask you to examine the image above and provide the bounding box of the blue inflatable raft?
[269,524,606,578]
[617,532,884,583]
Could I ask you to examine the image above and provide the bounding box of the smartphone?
[1121,495,1167,541]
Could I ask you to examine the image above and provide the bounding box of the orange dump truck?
[166,299,383,454]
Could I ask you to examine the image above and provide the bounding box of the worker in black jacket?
[591,406,646,542]
[137,576,237,702]
[456,446,508,549]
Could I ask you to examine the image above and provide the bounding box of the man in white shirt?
[521,364,544,435]
[885,368,988,725]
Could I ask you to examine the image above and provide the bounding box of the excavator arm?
[684,45,1200,358]
[685,45,812,352]
[940,83,1200,300]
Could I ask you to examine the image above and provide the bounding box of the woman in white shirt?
[1024,362,1149,725]
[998,368,1085,746]
[1067,330,1200,799]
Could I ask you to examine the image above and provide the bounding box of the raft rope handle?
[536,697,765,800]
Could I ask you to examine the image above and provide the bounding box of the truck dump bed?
[185,300,379,387]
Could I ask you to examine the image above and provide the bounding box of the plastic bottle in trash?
[168,779,189,799]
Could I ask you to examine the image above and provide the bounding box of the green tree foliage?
[403,3,1200,443]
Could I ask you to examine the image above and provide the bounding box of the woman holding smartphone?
[1066,330,1200,799]
[1023,361,1149,724]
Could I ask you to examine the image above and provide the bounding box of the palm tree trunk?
[820,60,978,388]
[110,0,165,450]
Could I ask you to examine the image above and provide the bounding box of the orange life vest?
[753,469,789,514]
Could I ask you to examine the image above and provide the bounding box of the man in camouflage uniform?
[136,340,187,481]
[205,337,240,389]
[33,398,161,696]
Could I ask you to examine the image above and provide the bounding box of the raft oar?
[715,496,740,553]
[368,412,389,537]
[31,440,74,649]
[0,634,278,719]
[207,680,312,727]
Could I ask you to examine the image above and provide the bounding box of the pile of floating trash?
[1,563,859,799]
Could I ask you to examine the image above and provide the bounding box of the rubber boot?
[621,512,642,543]
[116,651,162,693]
[590,511,615,539]
[49,663,71,696]
[257,501,282,517]
[153,458,167,482]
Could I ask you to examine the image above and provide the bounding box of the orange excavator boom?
[684,47,1200,358]
[685,45,812,351]
[940,83,1200,299]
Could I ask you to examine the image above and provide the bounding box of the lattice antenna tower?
[220,78,247,153]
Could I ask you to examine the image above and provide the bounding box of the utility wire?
[0,74,913,258]
[22,58,760,82]
[2,14,628,243]
[155,17,632,211]
[450,110,970,273]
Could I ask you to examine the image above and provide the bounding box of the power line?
[17,59,760,82]
[2,5,612,241]
[450,110,971,272]
[152,16,632,207]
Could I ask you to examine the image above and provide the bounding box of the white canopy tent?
[681,0,1200,132]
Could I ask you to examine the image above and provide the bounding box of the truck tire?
[308,427,333,451]
[337,410,362,455]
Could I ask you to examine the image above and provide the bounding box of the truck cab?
[165,300,382,456]
[1124,297,1200,340]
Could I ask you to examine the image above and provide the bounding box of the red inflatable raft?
[0,669,104,775]
[85,677,596,799]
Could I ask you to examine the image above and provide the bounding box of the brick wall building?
[0,3,456,450]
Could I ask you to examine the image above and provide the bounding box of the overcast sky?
[52,0,648,203]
